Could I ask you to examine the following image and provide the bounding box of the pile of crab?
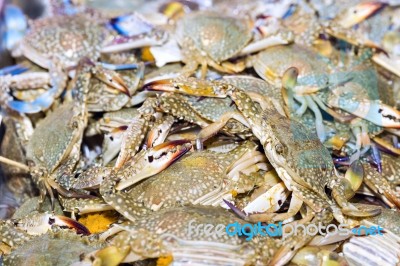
[2,0,400,265]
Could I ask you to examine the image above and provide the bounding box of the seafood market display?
[2,0,400,265]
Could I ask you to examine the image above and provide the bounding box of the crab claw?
[52,215,91,235]
[242,182,289,215]
[16,213,90,235]
[116,140,192,190]
[143,77,226,98]
[337,2,385,28]
[7,86,57,113]
[95,68,131,97]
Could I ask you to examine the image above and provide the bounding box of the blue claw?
[0,64,28,76]
[7,88,56,113]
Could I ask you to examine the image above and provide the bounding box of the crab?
[173,11,293,78]
[253,44,400,158]
[58,139,192,218]
[0,62,112,207]
[282,1,385,52]
[92,140,274,222]
[83,91,196,171]
[4,12,167,113]
[83,206,285,265]
[88,88,251,169]
[144,72,392,259]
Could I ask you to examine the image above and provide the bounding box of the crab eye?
[275,144,284,154]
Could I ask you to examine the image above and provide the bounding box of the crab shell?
[175,11,253,63]
[26,101,86,173]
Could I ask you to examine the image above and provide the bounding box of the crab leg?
[0,64,28,76]
[311,94,355,123]
[271,193,304,222]
[373,53,400,78]
[241,182,290,219]
[7,61,67,113]
[15,212,90,235]
[72,166,113,190]
[304,95,326,142]
[0,155,29,171]
[146,115,174,148]
[59,197,114,217]
[239,33,293,55]
[196,111,250,150]
[227,152,267,180]
[2,72,50,90]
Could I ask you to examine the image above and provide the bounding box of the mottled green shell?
[22,16,103,69]
[177,12,252,62]
[254,44,330,87]
[183,95,236,122]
